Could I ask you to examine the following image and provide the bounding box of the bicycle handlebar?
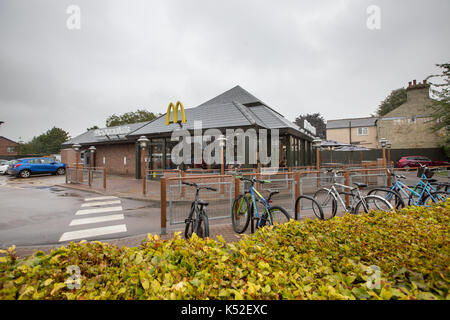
[182,182,217,191]
[236,176,271,184]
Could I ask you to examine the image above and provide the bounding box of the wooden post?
[295,172,301,220]
[88,167,91,187]
[234,176,240,199]
[65,166,68,184]
[344,169,350,207]
[180,170,186,198]
[75,153,79,184]
[160,177,167,235]
[103,168,106,189]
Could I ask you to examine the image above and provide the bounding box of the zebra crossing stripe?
[81,200,121,207]
[69,214,125,226]
[75,206,123,215]
[84,196,119,201]
[59,224,127,242]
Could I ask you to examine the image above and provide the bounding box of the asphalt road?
[0,175,161,248]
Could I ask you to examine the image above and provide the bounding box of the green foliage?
[376,88,407,116]
[106,109,159,127]
[1,201,449,300]
[428,62,450,157]
[86,126,99,131]
[294,113,326,139]
[17,127,70,155]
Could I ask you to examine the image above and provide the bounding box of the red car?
[396,156,450,168]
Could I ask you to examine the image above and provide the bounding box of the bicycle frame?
[327,183,364,213]
[390,173,438,205]
[248,185,272,227]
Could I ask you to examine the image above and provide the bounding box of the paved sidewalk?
[9,223,247,258]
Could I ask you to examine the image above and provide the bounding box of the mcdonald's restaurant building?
[62,86,317,178]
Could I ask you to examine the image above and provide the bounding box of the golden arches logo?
[165,101,187,126]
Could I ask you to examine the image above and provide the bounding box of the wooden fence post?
[344,169,350,207]
[160,177,167,235]
[103,168,106,189]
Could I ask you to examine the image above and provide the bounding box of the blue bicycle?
[231,176,291,234]
[369,166,448,208]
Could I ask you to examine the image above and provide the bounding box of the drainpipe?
[349,121,352,145]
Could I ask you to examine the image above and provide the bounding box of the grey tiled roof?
[63,122,149,146]
[66,86,316,145]
[197,85,264,107]
[326,117,377,129]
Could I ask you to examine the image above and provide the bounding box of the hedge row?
[1,200,449,300]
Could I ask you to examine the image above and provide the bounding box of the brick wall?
[88,143,136,176]
[0,137,18,157]
[377,82,442,149]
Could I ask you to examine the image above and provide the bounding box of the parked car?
[7,157,66,178]
[396,156,450,168]
[0,160,9,175]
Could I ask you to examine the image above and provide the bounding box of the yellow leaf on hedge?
[0,257,7,263]
[51,283,66,295]
[43,279,53,287]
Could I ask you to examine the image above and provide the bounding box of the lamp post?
[312,138,322,188]
[386,141,392,167]
[137,136,150,195]
[217,134,227,175]
[379,138,387,168]
[312,138,322,171]
[72,143,81,184]
[88,146,96,187]
[88,146,96,168]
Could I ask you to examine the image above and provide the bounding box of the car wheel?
[20,170,31,178]
[56,168,65,175]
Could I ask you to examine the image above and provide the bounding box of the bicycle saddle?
[267,188,280,195]
[353,182,367,188]
[197,200,209,206]
[425,178,437,183]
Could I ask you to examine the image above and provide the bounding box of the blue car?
[8,157,66,178]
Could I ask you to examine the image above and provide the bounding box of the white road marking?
[81,200,121,207]
[69,214,124,226]
[59,224,127,242]
[84,196,119,201]
[75,206,123,215]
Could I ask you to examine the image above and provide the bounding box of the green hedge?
[1,201,449,300]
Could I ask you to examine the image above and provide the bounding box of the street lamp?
[379,138,388,168]
[88,146,96,168]
[137,136,150,194]
[72,143,81,184]
[312,138,322,170]
[217,134,227,175]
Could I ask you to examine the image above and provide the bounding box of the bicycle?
[231,176,291,233]
[313,170,394,217]
[369,166,447,207]
[182,182,217,239]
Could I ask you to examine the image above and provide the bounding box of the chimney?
[423,79,427,84]
[408,81,412,87]
[413,79,417,85]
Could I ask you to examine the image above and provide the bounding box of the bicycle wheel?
[422,191,449,205]
[194,213,209,238]
[313,188,337,219]
[184,205,196,239]
[354,195,394,214]
[368,188,405,209]
[231,194,251,234]
[295,195,325,220]
[268,205,291,226]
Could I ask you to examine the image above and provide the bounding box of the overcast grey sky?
[0,0,449,142]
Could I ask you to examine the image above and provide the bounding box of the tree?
[294,113,326,139]
[17,127,70,155]
[428,62,450,156]
[87,125,99,131]
[106,109,159,127]
[376,88,407,116]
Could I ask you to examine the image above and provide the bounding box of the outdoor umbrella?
[319,140,352,164]
[335,145,369,164]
